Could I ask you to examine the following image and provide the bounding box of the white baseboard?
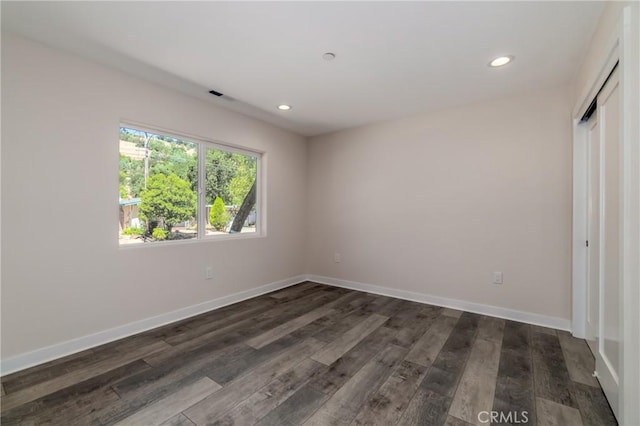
[307,274,572,332]
[0,275,307,376]
[1,273,572,376]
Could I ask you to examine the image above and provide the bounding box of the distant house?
[119,198,141,231]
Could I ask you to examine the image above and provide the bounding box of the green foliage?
[119,170,129,198]
[122,227,144,235]
[209,196,229,231]
[152,228,168,241]
[119,129,197,199]
[205,150,236,204]
[147,138,197,182]
[140,173,196,232]
[229,155,257,206]
[119,154,145,197]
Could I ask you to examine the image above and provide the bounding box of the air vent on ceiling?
[209,89,224,97]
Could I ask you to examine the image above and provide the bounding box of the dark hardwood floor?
[0,282,617,425]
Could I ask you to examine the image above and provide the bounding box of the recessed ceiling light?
[277,104,292,111]
[489,55,514,67]
[323,52,336,61]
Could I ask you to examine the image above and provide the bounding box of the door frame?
[571,4,639,424]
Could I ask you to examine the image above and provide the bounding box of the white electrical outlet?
[205,266,213,280]
[334,252,341,263]
[493,271,503,285]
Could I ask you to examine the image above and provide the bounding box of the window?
[119,126,260,245]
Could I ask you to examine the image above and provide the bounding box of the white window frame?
[118,121,264,248]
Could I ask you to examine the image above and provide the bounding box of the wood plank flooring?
[0,282,617,425]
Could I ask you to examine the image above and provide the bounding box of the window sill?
[118,231,265,250]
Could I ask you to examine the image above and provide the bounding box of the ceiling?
[2,1,605,137]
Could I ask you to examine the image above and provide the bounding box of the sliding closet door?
[596,68,621,419]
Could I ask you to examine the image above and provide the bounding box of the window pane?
[119,127,198,245]
[205,148,257,236]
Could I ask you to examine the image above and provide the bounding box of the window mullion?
[197,143,206,239]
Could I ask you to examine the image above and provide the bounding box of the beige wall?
[306,87,573,320]
[1,34,308,359]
